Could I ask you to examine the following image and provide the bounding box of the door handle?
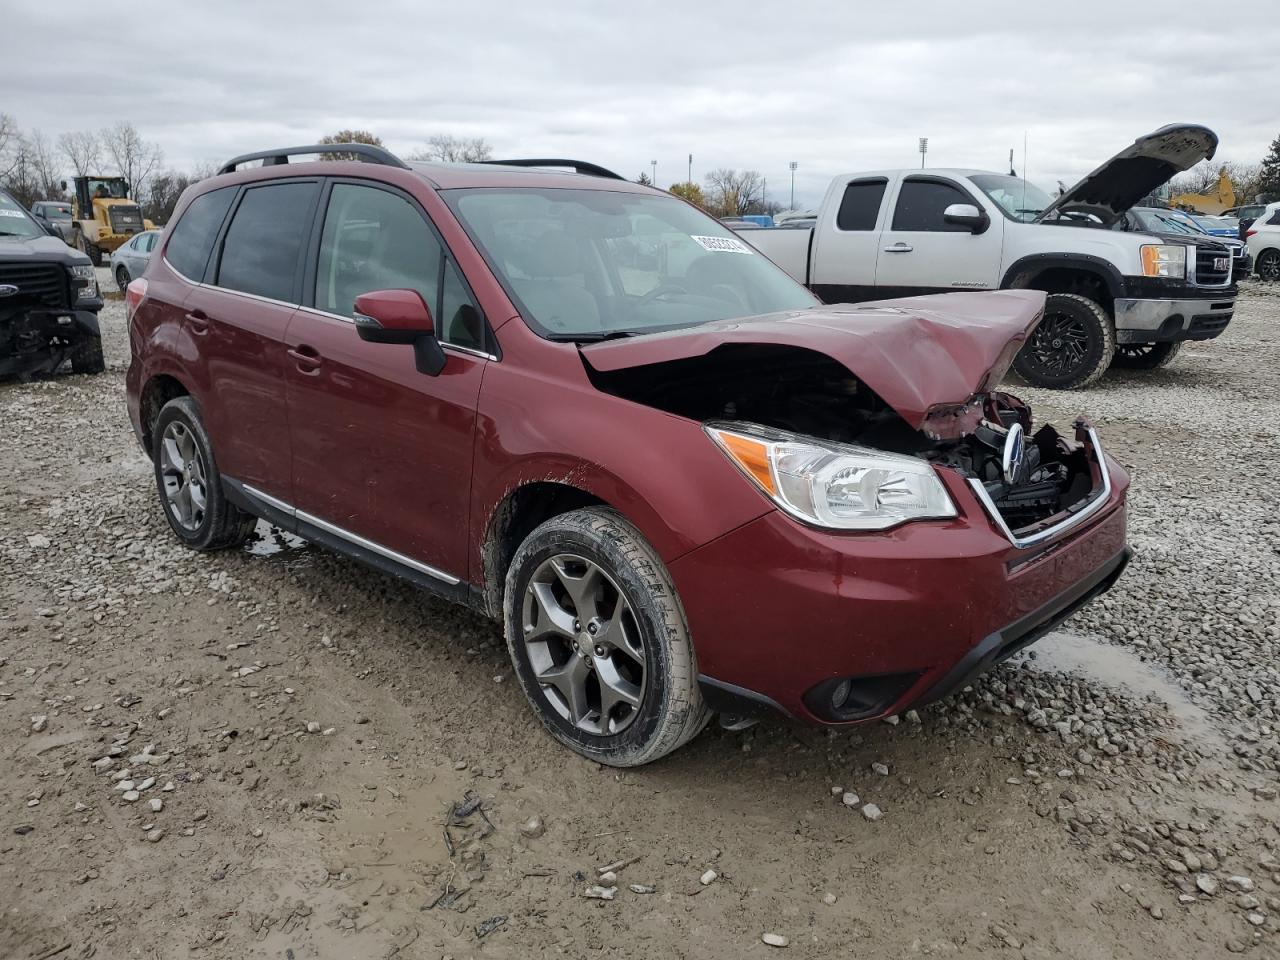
[883,242,914,253]
[287,344,322,373]
[184,309,210,334]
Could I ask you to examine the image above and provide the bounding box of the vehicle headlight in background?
[1139,244,1187,279]
[705,422,956,531]
[70,264,98,301]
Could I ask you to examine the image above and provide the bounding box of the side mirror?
[353,289,446,376]
[943,202,989,234]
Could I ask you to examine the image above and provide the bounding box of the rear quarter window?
[165,187,236,281]
[835,179,887,231]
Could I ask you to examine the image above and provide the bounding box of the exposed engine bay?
[585,343,1098,534]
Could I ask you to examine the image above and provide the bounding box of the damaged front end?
[0,307,100,378]
[580,291,1110,546]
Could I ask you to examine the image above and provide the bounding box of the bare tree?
[0,113,21,180]
[318,130,383,160]
[26,129,64,199]
[407,135,493,163]
[59,130,102,178]
[703,168,764,218]
[101,122,164,199]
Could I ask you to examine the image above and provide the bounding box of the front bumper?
[675,439,1130,726]
[0,306,102,377]
[1113,294,1236,343]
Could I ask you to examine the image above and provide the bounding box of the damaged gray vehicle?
[0,187,105,378]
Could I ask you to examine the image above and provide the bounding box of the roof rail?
[217,143,410,176]
[479,158,625,180]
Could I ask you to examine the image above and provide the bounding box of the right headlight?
[1140,243,1188,279]
[705,422,956,531]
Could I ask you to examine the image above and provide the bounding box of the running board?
[223,477,473,606]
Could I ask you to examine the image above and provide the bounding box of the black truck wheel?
[1112,341,1181,370]
[1012,293,1116,390]
[71,336,105,375]
[75,230,103,267]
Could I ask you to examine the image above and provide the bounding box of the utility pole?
[687,153,692,184]
[789,161,798,209]
[918,137,928,169]
[650,159,657,186]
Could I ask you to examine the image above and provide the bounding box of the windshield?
[1128,210,1199,236]
[86,179,129,200]
[969,174,1056,223]
[445,187,818,339]
[44,204,72,219]
[0,193,46,239]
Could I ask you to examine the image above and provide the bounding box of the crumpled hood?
[580,290,1045,432]
[1036,123,1218,227]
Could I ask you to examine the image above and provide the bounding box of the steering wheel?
[635,283,688,307]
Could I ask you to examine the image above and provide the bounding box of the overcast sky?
[8,1,1279,207]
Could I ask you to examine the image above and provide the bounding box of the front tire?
[115,265,131,292]
[504,507,710,766]
[152,397,257,551]
[1012,293,1116,390]
[1258,249,1280,282]
[75,230,103,267]
[70,335,105,375]
[1111,341,1181,370]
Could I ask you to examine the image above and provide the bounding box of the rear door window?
[891,179,975,232]
[835,179,887,231]
[165,187,236,281]
[216,182,319,302]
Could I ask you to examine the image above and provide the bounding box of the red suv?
[126,145,1130,766]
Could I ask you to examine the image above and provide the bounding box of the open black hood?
[1036,124,1218,227]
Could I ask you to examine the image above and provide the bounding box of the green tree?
[668,181,706,208]
[318,130,384,160]
[1258,133,1280,201]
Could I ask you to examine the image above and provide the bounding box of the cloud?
[6,0,1278,206]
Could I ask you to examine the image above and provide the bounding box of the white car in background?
[1245,202,1280,282]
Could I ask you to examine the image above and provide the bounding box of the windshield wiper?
[547,331,634,343]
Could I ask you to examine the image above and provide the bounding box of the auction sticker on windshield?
[691,235,753,254]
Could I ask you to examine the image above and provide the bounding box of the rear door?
[182,179,320,502]
[284,179,488,586]
[808,176,890,303]
[872,175,1004,295]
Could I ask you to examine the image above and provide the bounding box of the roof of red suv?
[213,143,651,194]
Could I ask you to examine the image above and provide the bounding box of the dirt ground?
[2,274,1278,959]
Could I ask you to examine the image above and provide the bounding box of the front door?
[872,175,1004,295]
[284,180,488,586]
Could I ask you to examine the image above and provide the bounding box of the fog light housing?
[804,671,922,722]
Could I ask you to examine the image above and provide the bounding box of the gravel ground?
[1,272,1278,959]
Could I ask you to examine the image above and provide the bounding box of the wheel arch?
[479,480,611,617]
[138,372,194,455]
[1001,254,1123,314]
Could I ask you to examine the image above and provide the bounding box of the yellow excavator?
[1169,168,1235,215]
[64,175,156,266]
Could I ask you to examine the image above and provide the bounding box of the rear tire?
[70,336,105,375]
[504,507,710,766]
[152,397,258,551]
[1111,341,1181,370]
[1012,293,1115,390]
[1258,249,1280,282]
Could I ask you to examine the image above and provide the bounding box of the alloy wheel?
[520,553,646,735]
[159,421,208,531]
[1260,251,1280,282]
[1023,309,1091,378]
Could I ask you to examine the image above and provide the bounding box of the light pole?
[687,153,692,185]
[650,159,657,185]
[918,137,928,169]
[789,161,798,209]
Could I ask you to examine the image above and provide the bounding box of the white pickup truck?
[744,124,1239,389]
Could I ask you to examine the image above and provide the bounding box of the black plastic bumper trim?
[912,547,1131,709]
[697,675,792,721]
